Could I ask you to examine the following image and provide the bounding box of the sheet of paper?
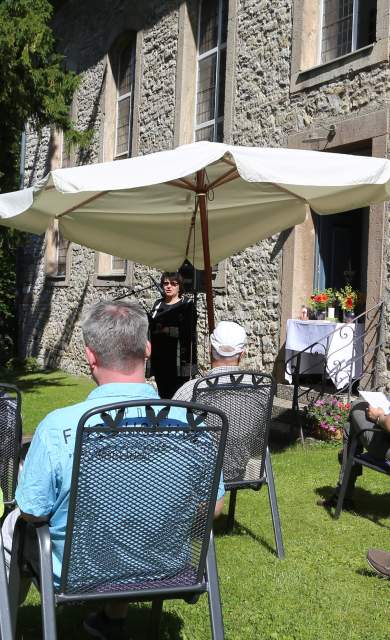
[359,391,390,413]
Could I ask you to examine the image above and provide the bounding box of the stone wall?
[18,0,390,386]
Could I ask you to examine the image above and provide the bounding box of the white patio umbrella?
[1,141,390,330]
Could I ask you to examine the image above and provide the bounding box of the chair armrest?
[353,426,387,437]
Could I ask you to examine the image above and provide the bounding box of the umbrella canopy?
[1,141,390,271]
[1,140,390,331]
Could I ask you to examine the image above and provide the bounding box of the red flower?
[345,297,353,309]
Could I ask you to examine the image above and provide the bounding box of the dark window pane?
[118,43,133,97]
[199,0,219,54]
[220,0,228,44]
[357,0,376,48]
[196,54,217,124]
[216,120,224,142]
[217,48,226,119]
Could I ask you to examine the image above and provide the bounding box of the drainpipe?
[19,129,26,189]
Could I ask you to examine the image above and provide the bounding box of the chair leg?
[0,532,13,640]
[150,598,163,640]
[35,525,57,640]
[8,516,25,637]
[265,448,285,559]
[226,490,237,533]
[334,438,358,519]
[206,531,224,640]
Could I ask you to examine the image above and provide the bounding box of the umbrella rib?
[55,191,107,219]
[207,168,239,190]
[167,178,197,191]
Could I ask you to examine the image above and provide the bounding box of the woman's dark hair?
[160,271,184,296]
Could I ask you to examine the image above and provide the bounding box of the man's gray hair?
[81,300,148,370]
[210,346,241,362]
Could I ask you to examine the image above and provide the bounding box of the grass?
[3,368,390,639]
[0,367,95,435]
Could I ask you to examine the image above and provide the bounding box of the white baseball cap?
[210,321,247,357]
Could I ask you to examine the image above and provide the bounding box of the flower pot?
[315,310,326,320]
[311,424,343,442]
[343,311,355,323]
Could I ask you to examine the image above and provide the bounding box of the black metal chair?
[0,530,12,640]
[192,371,285,559]
[0,384,22,512]
[335,426,390,518]
[9,399,228,640]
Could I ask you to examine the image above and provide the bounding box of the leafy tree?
[0,0,81,363]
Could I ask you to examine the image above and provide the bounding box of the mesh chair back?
[192,371,275,487]
[0,384,22,505]
[61,400,227,596]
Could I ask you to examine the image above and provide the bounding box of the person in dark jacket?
[150,271,197,398]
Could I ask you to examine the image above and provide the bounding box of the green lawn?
[2,369,389,639]
[0,367,95,435]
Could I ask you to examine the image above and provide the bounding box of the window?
[321,0,377,63]
[195,0,228,142]
[290,0,384,92]
[45,222,71,283]
[97,253,126,276]
[94,252,133,287]
[114,40,135,159]
[179,259,227,292]
[103,34,137,161]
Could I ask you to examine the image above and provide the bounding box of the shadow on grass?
[355,567,385,579]
[315,485,390,527]
[18,601,184,639]
[0,369,84,394]
[214,513,277,556]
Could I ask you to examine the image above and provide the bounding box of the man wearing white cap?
[173,320,247,402]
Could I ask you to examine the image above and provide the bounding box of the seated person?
[174,320,247,401]
[2,300,224,640]
[318,400,390,510]
[174,321,262,481]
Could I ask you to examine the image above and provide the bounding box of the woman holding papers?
[149,271,197,399]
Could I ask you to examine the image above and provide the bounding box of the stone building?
[18,0,390,385]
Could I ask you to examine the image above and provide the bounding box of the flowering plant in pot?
[335,285,359,322]
[308,289,335,319]
[305,396,351,441]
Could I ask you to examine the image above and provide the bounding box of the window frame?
[290,0,387,93]
[194,0,228,142]
[114,40,136,159]
[45,222,72,286]
[93,252,134,287]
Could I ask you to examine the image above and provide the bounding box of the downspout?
[19,129,26,189]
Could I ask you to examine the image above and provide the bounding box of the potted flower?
[336,285,359,323]
[305,397,351,441]
[308,289,335,320]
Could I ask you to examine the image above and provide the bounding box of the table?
[285,319,363,390]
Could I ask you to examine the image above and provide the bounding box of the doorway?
[313,208,369,295]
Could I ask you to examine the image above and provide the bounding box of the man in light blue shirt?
[4,300,224,640]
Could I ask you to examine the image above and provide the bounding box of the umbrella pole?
[197,187,215,334]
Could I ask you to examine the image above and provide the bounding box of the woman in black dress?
[150,271,197,398]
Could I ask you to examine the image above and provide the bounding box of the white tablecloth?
[285,319,363,390]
